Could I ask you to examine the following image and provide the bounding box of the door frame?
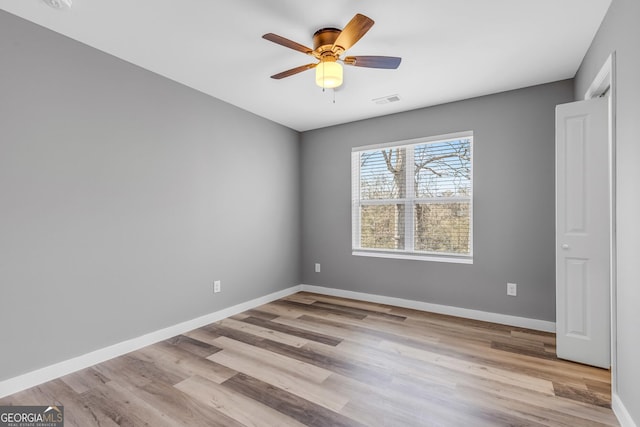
[583,52,617,388]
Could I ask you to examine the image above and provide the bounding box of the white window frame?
[351,131,473,264]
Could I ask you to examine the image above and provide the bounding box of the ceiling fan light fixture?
[315,61,343,89]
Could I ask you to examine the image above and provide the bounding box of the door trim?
[584,52,617,388]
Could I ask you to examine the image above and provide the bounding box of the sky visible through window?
[359,138,471,200]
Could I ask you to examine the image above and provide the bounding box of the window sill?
[352,250,473,264]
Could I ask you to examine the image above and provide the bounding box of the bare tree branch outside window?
[356,137,472,256]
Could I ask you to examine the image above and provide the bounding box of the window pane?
[360,204,406,250]
[360,148,406,200]
[352,132,473,261]
[414,139,471,198]
[415,202,470,254]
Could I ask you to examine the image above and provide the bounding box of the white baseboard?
[613,393,638,427]
[0,283,558,399]
[0,285,303,399]
[300,284,556,333]
[8,284,632,424]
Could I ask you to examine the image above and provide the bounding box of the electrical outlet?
[507,282,517,296]
[214,280,221,293]
[315,263,321,273]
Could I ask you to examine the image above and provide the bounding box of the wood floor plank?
[223,372,366,427]
[136,341,237,385]
[323,310,442,344]
[317,339,460,388]
[552,382,612,408]
[198,316,390,386]
[182,325,222,346]
[97,353,185,387]
[241,308,280,320]
[491,339,559,360]
[272,314,383,348]
[511,329,557,345]
[114,378,245,427]
[252,301,312,319]
[325,372,486,427]
[457,383,616,427]
[296,292,394,313]
[0,292,618,427]
[309,300,407,322]
[240,315,343,346]
[60,367,110,394]
[451,371,618,425]
[339,370,531,427]
[82,380,175,427]
[219,317,310,348]
[203,322,265,347]
[586,377,614,395]
[272,299,368,320]
[378,339,556,395]
[175,375,307,427]
[163,334,222,358]
[297,314,447,352]
[207,337,348,412]
[210,336,333,384]
[284,293,319,305]
[260,338,393,385]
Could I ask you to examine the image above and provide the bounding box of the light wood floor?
[0,292,619,426]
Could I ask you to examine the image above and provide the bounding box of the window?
[351,131,473,263]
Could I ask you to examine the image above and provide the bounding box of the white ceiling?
[0,0,611,131]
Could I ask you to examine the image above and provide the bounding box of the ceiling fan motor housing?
[313,28,342,57]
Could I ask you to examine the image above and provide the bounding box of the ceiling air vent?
[43,0,72,9]
[372,94,400,105]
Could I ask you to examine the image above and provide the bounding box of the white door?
[556,97,610,369]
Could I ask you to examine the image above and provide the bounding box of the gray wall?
[301,81,573,322]
[575,0,640,423]
[0,11,301,381]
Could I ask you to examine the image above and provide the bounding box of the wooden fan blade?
[332,14,374,52]
[262,33,313,55]
[343,56,402,69]
[270,63,317,79]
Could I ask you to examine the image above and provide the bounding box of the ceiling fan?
[262,13,401,89]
